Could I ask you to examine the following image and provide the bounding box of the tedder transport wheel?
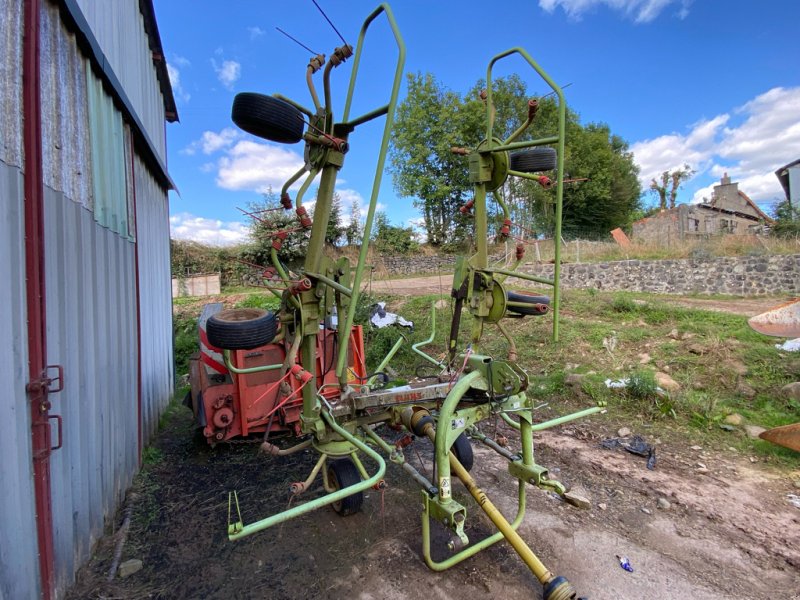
[506,290,550,316]
[328,459,364,516]
[206,308,278,350]
[231,93,305,144]
[509,147,557,172]
[452,432,474,472]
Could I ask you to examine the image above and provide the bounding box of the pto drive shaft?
[420,420,578,600]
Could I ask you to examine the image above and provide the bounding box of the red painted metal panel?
[23,0,55,598]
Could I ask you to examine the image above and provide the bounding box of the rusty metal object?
[748,298,800,338]
[213,407,234,428]
[759,423,800,453]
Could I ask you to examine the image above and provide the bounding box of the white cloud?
[630,86,800,204]
[166,63,191,103]
[539,0,691,23]
[170,212,249,246]
[212,59,241,90]
[248,26,265,40]
[217,140,305,193]
[182,128,242,155]
[631,114,728,184]
[172,55,191,68]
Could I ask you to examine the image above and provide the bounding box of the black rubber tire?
[231,93,304,144]
[328,459,364,516]
[452,432,474,472]
[206,308,278,350]
[506,290,550,316]
[509,147,557,172]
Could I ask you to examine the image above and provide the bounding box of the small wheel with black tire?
[506,290,550,316]
[328,458,364,516]
[231,93,305,144]
[509,147,557,173]
[452,432,474,472]
[206,308,278,350]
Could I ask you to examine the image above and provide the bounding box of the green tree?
[390,72,642,244]
[325,192,345,246]
[372,211,418,254]
[389,73,473,246]
[649,164,695,210]
[345,198,362,246]
[771,198,800,238]
[242,189,308,269]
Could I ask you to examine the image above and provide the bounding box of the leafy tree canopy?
[389,72,642,243]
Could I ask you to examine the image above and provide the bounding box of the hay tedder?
[185,5,607,598]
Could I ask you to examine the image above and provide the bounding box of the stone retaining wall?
[522,255,799,296]
[381,253,800,296]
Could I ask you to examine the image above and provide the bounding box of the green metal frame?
[220,8,594,596]
[456,47,567,353]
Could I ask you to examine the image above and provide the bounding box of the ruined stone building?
[632,174,773,242]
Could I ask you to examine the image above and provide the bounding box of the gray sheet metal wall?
[0,0,24,168]
[40,0,93,209]
[44,186,139,594]
[134,153,174,441]
[38,2,171,595]
[0,163,42,600]
[0,2,42,598]
[73,0,167,162]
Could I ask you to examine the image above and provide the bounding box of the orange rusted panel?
[760,422,800,453]
[748,298,800,338]
[610,227,632,249]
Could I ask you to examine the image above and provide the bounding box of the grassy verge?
[172,288,799,466]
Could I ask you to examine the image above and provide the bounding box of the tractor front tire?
[509,147,557,173]
[206,308,278,350]
[232,93,304,144]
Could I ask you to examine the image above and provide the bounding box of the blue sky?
[155,0,800,245]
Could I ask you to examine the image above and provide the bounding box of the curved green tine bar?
[500,405,606,431]
[228,410,385,540]
[367,335,405,386]
[422,480,527,571]
[412,302,448,369]
[281,166,308,204]
[274,93,314,119]
[336,4,407,383]
[222,349,282,375]
[485,48,566,342]
[269,248,301,309]
[434,370,482,503]
[294,168,320,210]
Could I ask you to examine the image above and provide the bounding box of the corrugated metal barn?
[0,1,177,598]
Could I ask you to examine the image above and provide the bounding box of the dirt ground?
[368,274,786,317]
[67,400,800,600]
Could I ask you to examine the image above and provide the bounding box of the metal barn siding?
[73,0,167,161]
[86,67,132,238]
[40,1,93,209]
[43,187,139,594]
[0,0,25,168]
[134,153,174,441]
[0,162,42,600]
